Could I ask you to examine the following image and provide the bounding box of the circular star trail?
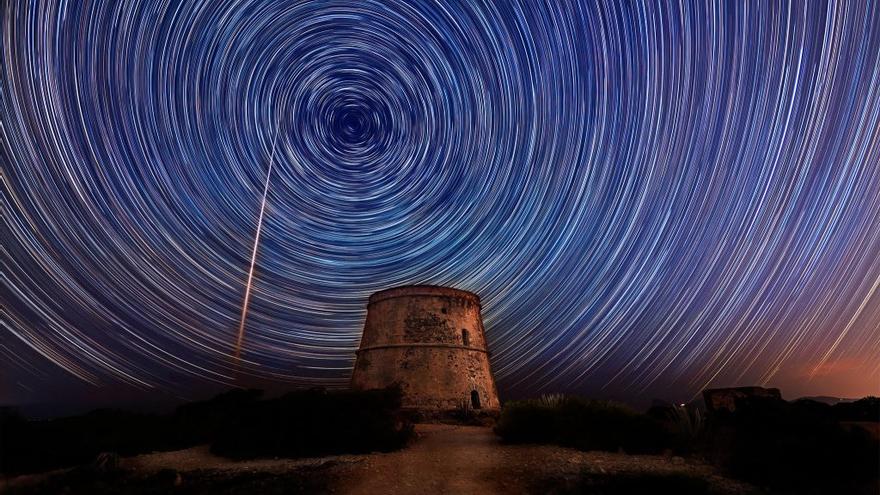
[3,1,880,404]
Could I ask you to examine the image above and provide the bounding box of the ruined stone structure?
[703,386,783,413]
[351,285,500,412]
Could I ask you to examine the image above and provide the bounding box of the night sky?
[3,1,880,411]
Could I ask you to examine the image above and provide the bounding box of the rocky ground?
[1,424,764,494]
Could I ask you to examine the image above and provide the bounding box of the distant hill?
[797,396,859,405]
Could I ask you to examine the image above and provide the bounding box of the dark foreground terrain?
[0,387,412,476]
[2,425,760,495]
[1,389,877,494]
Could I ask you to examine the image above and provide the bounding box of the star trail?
[3,1,880,407]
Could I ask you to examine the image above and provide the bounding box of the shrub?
[494,396,668,454]
[832,396,880,422]
[647,403,705,454]
[0,386,412,475]
[0,407,177,475]
[210,386,413,459]
[704,396,879,493]
[539,393,567,408]
[170,388,264,445]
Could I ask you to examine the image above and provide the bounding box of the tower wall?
[351,286,500,411]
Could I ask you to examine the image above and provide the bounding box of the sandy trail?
[334,424,752,494]
[337,424,503,494]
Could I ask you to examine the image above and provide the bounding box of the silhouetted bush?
[210,386,413,459]
[704,396,879,494]
[832,396,880,422]
[496,393,879,493]
[494,396,668,454]
[647,403,705,454]
[171,388,264,445]
[0,386,411,475]
[0,407,179,475]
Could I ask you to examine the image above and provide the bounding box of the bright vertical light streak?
[234,131,280,360]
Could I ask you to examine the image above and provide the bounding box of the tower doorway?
[470,389,482,409]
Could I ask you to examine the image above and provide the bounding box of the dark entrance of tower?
[470,390,481,409]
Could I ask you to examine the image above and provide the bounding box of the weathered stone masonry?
[351,285,500,412]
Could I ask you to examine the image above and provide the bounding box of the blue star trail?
[3,1,879,406]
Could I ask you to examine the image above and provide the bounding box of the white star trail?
[2,1,879,403]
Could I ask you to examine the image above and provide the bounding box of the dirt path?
[334,424,754,494]
[337,424,503,494]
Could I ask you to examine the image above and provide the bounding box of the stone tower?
[351,285,500,412]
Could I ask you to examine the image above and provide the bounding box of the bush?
[647,403,705,454]
[494,396,668,454]
[0,407,179,475]
[496,392,879,493]
[0,386,412,475]
[832,396,880,422]
[210,386,413,459]
[704,396,879,494]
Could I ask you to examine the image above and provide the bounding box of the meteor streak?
[234,130,280,361]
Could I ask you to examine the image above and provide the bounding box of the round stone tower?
[351,285,500,412]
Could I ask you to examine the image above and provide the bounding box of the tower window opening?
[461,329,470,346]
